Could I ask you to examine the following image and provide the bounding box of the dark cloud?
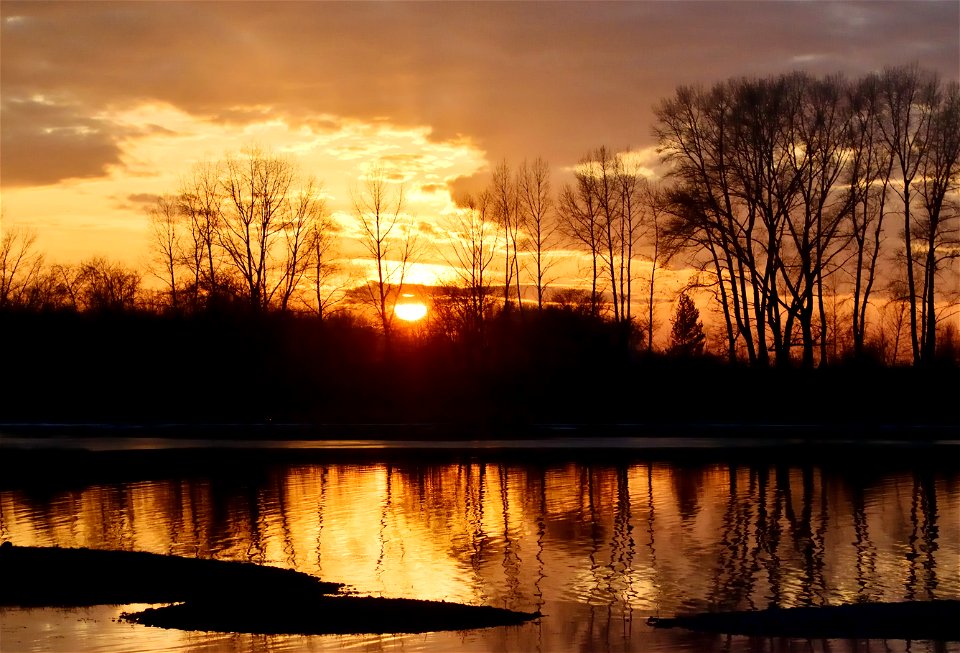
[126,193,161,205]
[112,192,163,212]
[2,1,958,185]
[0,96,128,186]
[416,220,440,237]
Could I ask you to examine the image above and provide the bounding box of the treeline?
[2,307,957,427]
[2,64,958,373]
[657,65,959,368]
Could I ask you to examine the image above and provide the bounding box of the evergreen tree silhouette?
[669,293,705,356]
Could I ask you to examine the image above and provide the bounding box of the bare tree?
[0,224,43,309]
[517,157,559,311]
[639,181,673,351]
[491,160,522,312]
[846,73,894,359]
[612,150,647,327]
[178,160,224,309]
[156,148,328,313]
[50,264,84,310]
[218,147,298,311]
[779,73,853,367]
[916,80,960,363]
[657,74,862,366]
[303,206,345,320]
[77,257,141,312]
[275,178,328,312]
[877,291,911,364]
[439,191,499,341]
[589,147,625,323]
[655,83,759,363]
[558,156,603,317]
[147,195,183,310]
[558,146,647,332]
[875,65,941,364]
[352,166,418,339]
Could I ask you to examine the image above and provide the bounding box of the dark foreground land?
[0,544,538,634]
[123,596,538,635]
[648,601,960,641]
[2,545,956,639]
[0,544,342,606]
[2,309,958,428]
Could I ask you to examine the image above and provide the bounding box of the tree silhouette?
[491,160,521,312]
[915,79,960,364]
[437,191,499,343]
[517,157,559,311]
[352,165,418,341]
[0,225,43,309]
[640,180,674,352]
[669,293,705,356]
[846,73,894,361]
[220,148,326,312]
[875,65,939,365]
[178,160,225,310]
[77,257,141,312]
[147,195,182,310]
[164,151,327,313]
[558,160,603,317]
[304,205,346,320]
[655,68,960,366]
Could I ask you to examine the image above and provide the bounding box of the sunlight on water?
[1,457,958,652]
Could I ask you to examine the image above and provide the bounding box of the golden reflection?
[2,460,958,652]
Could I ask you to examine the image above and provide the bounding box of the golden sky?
[2,1,958,273]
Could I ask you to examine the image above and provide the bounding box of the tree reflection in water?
[1,458,957,653]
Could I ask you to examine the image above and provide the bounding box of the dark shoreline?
[4,310,958,429]
[3,433,957,491]
[0,544,341,607]
[3,546,955,640]
[2,420,958,441]
[0,545,539,635]
[122,595,539,635]
[648,601,960,641]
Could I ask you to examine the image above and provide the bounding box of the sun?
[394,301,428,322]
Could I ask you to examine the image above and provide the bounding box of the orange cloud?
[2,0,957,283]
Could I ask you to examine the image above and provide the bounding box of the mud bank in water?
[0,544,538,634]
[648,601,960,640]
[0,543,341,606]
[121,595,538,635]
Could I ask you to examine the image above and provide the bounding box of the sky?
[2,1,959,283]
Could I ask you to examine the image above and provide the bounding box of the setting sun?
[395,302,428,322]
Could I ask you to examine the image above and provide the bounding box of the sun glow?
[395,301,428,322]
[2,100,487,269]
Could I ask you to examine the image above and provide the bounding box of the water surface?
[1,445,957,652]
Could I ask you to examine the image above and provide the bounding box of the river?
[1,438,958,652]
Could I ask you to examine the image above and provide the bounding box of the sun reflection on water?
[1,459,958,652]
